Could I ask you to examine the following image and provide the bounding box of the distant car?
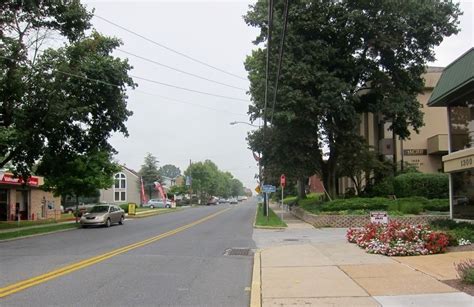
[207,197,219,205]
[219,198,229,204]
[229,198,238,204]
[65,204,95,217]
[80,204,124,228]
[144,199,171,208]
[237,196,245,202]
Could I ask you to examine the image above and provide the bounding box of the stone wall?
[291,207,450,228]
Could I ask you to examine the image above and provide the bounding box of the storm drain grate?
[224,248,253,256]
[283,238,299,241]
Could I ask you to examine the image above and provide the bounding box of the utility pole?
[261,0,273,217]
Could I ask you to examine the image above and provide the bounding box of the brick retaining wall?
[291,207,450,228]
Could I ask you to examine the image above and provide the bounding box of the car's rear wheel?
[119,216,124,225]
[166,205,170,208]
[150,205,154,209]
[105,218,111,228]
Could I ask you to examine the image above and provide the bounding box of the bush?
[367,177,395,197]
[393,173,449,199]
[318,197,390,212]
[423,199,450,212]
[119,204,129,213]
[388,201,423,215]
[283,196,298,205]
[429,219,474,244]
[456,259,474,284]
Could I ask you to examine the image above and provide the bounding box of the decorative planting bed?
[291,206,449,228]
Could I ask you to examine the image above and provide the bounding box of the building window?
[448,99,474,152]
[114,173,126,189]
[452,170,474,219]
[113,173,127,202]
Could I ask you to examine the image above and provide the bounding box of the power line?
[270,0,290,123]
[94,14,248,81]
[0,55,248,102]
[117,49,247,91]
[134,90,247,117]
[130,75,249,102]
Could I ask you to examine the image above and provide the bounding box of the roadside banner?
[154,182,167,203]
[140,177,147,204]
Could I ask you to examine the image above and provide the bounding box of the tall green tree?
[244,0,461,197]
[158,164,181,179]
[139,153,161,199]
[1,1,134,179]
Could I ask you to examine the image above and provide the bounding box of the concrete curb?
[250,250,262,307]
[0,226,78,243]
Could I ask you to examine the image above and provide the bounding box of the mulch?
[447,244,474,252]
[442,279,474,296]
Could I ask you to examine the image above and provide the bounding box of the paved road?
[0,200,257,306]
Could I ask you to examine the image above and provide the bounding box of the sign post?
[280,174,286,210]
[262,185,276,221]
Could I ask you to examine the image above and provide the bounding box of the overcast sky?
[83,0,473,190]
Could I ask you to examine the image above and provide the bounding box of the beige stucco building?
[339,67,448,194]
[99,166,141,205]
[429,48,474,220]
[0,173,61,221]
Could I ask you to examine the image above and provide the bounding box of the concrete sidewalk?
[252,204,474,306]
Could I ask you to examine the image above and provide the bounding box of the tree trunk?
[296,178,306,199]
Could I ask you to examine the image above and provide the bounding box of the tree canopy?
[138,153,162,199]
[1,1,134,181]
[158,164,181,179]
[244,0,461,197]
[184,160,245,200]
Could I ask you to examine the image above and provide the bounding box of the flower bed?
[347,221,450,256]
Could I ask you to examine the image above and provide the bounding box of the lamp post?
[229,120,266,215]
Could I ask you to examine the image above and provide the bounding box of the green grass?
[0,223,79,240]
[0,218,75,230]
[255,203,287,227]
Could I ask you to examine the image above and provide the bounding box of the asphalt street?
[0,199,257,306]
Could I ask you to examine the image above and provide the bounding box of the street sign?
[262,185,276,193]
[255,185,261,194]
[280,174,286,187]
[185,176,192,187]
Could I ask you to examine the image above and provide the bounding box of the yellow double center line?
[0,208,231,298]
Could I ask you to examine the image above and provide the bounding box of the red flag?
[140,177,147,204]
[154,182,167,203]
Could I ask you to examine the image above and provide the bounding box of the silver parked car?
[80,204,125,228]
[144,199,172,208]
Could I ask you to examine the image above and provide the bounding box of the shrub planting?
[347,221,450,256]
[429,219,474,244]
[455,259,474,284]
[393,173,449,199]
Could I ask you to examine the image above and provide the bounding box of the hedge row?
[300,197,449,215]
[369,173,449,199]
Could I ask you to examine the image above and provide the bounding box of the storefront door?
[0,189,8,221]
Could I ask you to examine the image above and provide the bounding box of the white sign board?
[370,211,388,224]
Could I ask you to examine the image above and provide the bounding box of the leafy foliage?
[393,173,449,199]
[184,160,245,201]
[158,164,181,179]
[1,2,134,179]
[139,153,161,198]
[244,0,461,197]
[38,150,120,198]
